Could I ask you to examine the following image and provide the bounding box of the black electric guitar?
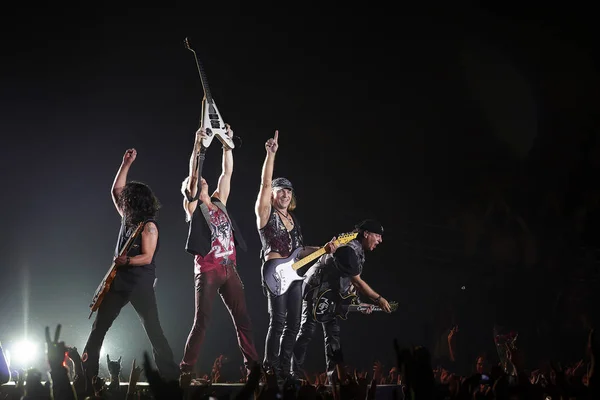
[89,222,145,319]
[262,232,358,296]
[312,288,398,323]
[184,37,234,150]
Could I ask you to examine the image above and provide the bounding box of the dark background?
[1,4,599,378]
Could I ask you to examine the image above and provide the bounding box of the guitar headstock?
[335,232,358,246]
[183,37,193,52]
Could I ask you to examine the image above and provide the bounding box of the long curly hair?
[117,181,161,226]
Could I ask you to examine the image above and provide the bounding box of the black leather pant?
[82,282,179,382]
[263,280,303,377]
[291,298,341,381]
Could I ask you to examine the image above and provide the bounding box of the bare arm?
[212,124,234,205]
[350,275,391,312]
[255,131,279,229]
[114,222,158,267]
[112,149,137,216]
[183,129,207,220]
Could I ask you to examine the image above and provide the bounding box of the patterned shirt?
[194,207,236,274]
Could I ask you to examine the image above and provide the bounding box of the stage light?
[9,340,39,368]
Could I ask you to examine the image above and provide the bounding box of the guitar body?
[200,98,234,149]
[88,222,144,318]
[261,232,358,297]
[261,247,305,296]
[313,289,357,323]
[185,37,234,150]
[312,288,399,323]
[88,265,118,316]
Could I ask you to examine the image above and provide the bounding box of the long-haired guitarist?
[291,219,391,383]
[255,130,337,382]
[179,127,259,379]
[81,149,179,390]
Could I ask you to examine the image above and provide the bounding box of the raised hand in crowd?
[126,358,143,400]
[66,346,87,397]
[45,324,76,400]
[21,368,49,399]
[107,354,122,390]
[447,324,458,362]
[92,375,106,397]
[11,368,26,398]
[372,360,384,384]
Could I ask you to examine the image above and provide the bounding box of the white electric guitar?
[184,37,234,150]
[261,232,358,296]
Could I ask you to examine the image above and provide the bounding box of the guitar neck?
[292,247,327,271]
[185,38,214,104]
[292,232,358,271]
[349,304,386,312]
[195,58,213,104]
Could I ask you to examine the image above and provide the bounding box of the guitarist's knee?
[298,322,316,338]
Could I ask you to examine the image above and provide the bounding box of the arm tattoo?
[146,224,158,235]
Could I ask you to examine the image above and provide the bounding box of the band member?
[255,130,336,381]
[180,126,259,378]
[291,219,391,382]
[82,149,179,389]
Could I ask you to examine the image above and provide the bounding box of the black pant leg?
[82,289,131,378]
[129,281,179,382]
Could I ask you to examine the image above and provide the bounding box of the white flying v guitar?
[184,37,234,150]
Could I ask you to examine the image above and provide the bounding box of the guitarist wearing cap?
[255,130,338,382]
[290,219,392,383]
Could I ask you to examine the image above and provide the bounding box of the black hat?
[355,219,384,235]
[272,177,293,190]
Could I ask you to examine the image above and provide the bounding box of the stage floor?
[0,381,404,399]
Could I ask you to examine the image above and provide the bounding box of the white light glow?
[10,340,39,367]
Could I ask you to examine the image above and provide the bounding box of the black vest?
[185,197,247,256]
[112,218,157,291]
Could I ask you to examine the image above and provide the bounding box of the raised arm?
[213,124,234,205]
[112,149,136,217]
[255,130,278,229]
[183,129,208,219]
